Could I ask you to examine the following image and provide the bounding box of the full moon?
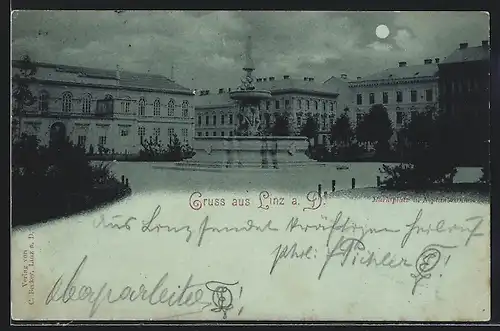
[375,24,390,39]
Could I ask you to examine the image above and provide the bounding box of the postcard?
[11,10,490,322]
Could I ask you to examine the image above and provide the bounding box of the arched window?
[153,98,161,116]
[306,100,310,110]
[38,90,49,112]
[182,100,189,118]
[62,92,72,112]
[168,99,175,117]
[121,96,131,113]
[104,94,113,100]
[138,97,146,116]
[330,102,334,111]
[297,99,302,109]
[81,93,92,113]
[314,100,318,110]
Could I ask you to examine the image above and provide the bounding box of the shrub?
[12,134,131,227]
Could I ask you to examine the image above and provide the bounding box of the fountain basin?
[166,136,319,171]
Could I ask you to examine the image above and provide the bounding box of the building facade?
[194,75,342,145]
[348,59,440,133]
[12,61,195,155]
[438,41,490,117]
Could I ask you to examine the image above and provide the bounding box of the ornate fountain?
[168,36,316,171]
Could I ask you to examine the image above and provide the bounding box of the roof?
[440,45,490,64]
[254,78,338,96]
[12,60,193,93]
[354,63,439,82]
[194,93,234,108]
[323,75,352,94]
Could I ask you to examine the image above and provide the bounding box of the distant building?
[194,76,342,144]
[12,61,195,155]
[438,41,490,117]
[348,59,440,133]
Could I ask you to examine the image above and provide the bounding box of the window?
[153,98,161,116]
[121,96,131,113]
[314,100,319,110]
[212,115,216,125]
[266,101,271,110]
[229,114,233,125]
[182,100,189,118]
[205,115,210,125]
[356,94,362,105]
[425,89,433,101]
[168,99,175,116]
[306,100,310,110]
[38,90,49,112]
[229,131,233,136]
[77,135,86,147]
[396,112,404,125]
[297,115,302,127]
[285,99,290,109]
[221,131,225,136]
[411,111,418,121]
[153,127,160,137]
[104,94,113,100]
[410,90,417,102]
[322,116,326,130]
[356,113,363,124]
[168,128,175,137]
[98,136,107,146]
[297,99,302,109]
[221,114,225,125]
[396,91,403,103]
[330,102,334,111]
[120,127,129,136]
[197,132,202,137]
[323,101,327,111]
[382,92,388,104]
[275,100,280,109]
[213,131,217,136]
[369,93,375,104]
[62,92,72,112]
[205,132,209,137]
[138,126,145,136]
[181,128,188,142]
[198,116,202,126]
[138,97,146,116]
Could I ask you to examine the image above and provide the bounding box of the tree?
[330,112,354,147]
[300,115,318,143]
[271,113,290,136]
[356,104,393,155]
[12,55,38,140]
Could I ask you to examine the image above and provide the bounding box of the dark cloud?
[11,11,489,89]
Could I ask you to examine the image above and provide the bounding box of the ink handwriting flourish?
[410,243,457,295]
[302,191,322,211]
[205,280,239,319]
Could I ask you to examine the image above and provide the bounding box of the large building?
[347,59,440,132]
[12,61,195,155]
[194,75,346,144]
[438,40,490,116]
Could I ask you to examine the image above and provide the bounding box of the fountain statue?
[168,35,317,171]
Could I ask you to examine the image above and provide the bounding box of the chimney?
[283,75,290,80]
[459,42,468,49]
[424,59,432,64]
[256,78,261,82]
[304,77,308,81]
[263,78,267,81]
[228,88,231,92]
[482,40,489,48]
[269,76,275,81]
[205,90,210,95]
[398,61,407,67]
[435,58,440,64]
[357,76,361,80]
[218,88,224,94]
[115,65,121,80]
[309,77,314,81]
[341,73,347,79]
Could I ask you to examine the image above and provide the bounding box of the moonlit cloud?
[11,11,489,89]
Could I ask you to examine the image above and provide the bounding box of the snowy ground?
[102,161,484,194]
